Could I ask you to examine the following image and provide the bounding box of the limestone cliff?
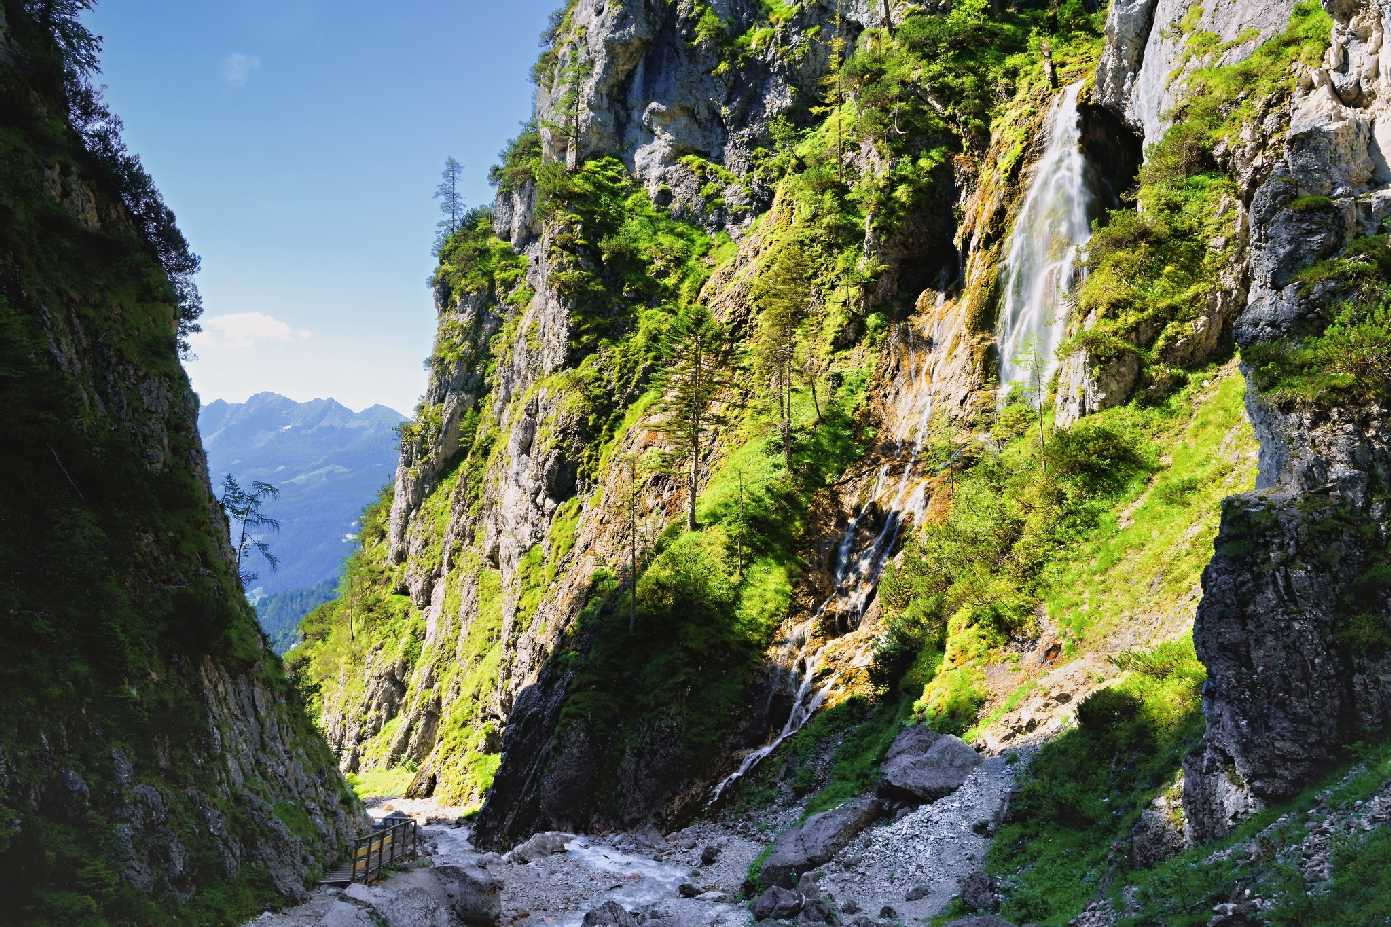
[0,5,357,922]
[300,0,1387,884]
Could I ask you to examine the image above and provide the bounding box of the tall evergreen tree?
[654,306,730,531]
[433,156,465,251]
[218,474,281,585]
[752,241,812,473]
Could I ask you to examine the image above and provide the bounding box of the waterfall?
[995,82,1094,405]
[710,86,1099,805]
[708,306,943,807]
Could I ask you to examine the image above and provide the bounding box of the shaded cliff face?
[1179,0,1391,838]
[0,6,357,922]
[1069,0,1391,844]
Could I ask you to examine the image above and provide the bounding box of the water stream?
[994,81,1094,405]
[709,313,941,805]
[710,83,1099,805]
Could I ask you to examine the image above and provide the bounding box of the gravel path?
[813,756,1021,922]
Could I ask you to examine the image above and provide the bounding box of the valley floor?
[245,765,1018,927]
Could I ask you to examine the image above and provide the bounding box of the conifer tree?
[218,474,281,586]
[752,241,812,473]
[433,156,465,251]
[654,306,729,531]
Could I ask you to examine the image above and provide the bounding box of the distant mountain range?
[199,392,404,650]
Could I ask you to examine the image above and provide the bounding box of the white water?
[710,84,1100,804]
[995,81,1094,405]
[709,310,942,805]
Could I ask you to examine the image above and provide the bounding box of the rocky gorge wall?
[0,6,358,922]
[301,0,1389,879]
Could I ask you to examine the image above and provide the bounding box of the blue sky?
[86,0,556,415]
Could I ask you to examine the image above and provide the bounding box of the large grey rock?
[945,918,1016,927]
[878,728,983,803]
[960,866,999,913]
[506,830,573,863]
[753,886,804,920]
[583,900,641,927]
[1127,794,1188,869]
[1095,0,1159,116]
[762,798,881,888]
[437,864,503,924]
[1096,0,1300,142]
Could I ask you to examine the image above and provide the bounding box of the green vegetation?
[1067,740,1391,927]
[346,766,418,800]
[1069,1,1332,391]
[1246,282,1391,408]
[990,637,1206,923]
[553,356,874,787]
[1042,370,1256,644]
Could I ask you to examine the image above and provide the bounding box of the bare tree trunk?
[1041,40,1057,88]
[881,0,894,34]
[736,469,746,576]
[688,338,701,532]
[628,457,638,632]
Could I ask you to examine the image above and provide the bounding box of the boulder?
[878,728,983,803]
[761,798,880,888]
[437,864,503,925]
[583,900,641,927]
[506,830,573,863]
[1127,793,1187,869]
[752,886,803,920]
[960,867,998,913]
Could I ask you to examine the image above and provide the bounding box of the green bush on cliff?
[1246,286,1391,408]
[1068,1,1331,389]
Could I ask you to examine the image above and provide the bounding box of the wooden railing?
[350,818,420,883]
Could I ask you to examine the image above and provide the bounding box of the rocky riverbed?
[246,729,1021,927]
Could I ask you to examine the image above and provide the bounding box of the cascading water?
[711,84,1100,805]
[995,81,1094,405]
[708,308,942,806]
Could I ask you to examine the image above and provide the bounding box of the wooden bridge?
[320,815,421,886]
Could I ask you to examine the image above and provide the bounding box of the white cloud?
[190,312,311,349]
[222,52,261,87]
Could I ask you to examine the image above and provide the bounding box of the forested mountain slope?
[199,392,405,650]
[0,4,358,923]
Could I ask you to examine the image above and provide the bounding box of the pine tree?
[218,474,281,586]
[542,30,592,171]
[654,306,730,531]
[752,241,812,474]
[433,156,465,252]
